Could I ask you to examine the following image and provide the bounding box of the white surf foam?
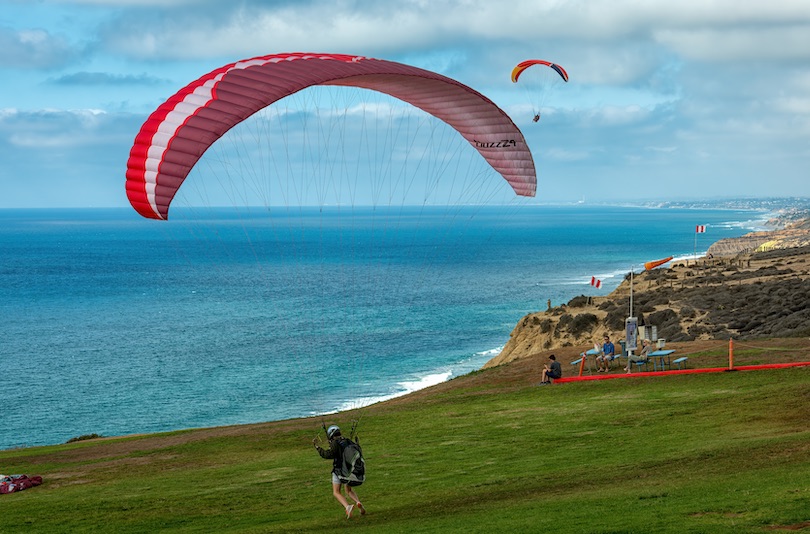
[335,346,503,412]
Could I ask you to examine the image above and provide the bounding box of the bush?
[687,324,709,337]
[598,300,617,312]
[604,309,627,330]
[66,433,102,443]
[644,291,672,307]
[711,328,732,340]
[680,306,696,319]
[567,295,590,308]
[568,313,599,337]
[648,309,678,326]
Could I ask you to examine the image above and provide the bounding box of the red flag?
[696,225,706,233]
[590,276,602,289]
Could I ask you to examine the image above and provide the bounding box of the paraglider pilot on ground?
[314,424,367,519]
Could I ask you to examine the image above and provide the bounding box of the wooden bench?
[672,356,689,369]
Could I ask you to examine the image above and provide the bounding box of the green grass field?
[1,355,808,533]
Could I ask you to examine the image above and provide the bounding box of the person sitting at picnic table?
[539,354,562,385]
[596,335,615,372]
[625,338,652,373]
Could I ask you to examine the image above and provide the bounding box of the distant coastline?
[488,208,810,369]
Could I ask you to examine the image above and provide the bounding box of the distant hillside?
[486,220,810,368]
[707,217,810,257]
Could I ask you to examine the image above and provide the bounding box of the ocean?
[0,204,768,449]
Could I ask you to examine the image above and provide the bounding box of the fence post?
[579,353,586,377]
[727,338,735,371]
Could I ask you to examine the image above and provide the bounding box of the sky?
[2,0,810,208]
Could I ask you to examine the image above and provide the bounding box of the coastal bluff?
[707,217,810,257]
[485,217,810,369]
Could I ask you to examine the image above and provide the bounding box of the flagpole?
[629,268,633,318]
[694,225,706,262]
[626,266,637,358]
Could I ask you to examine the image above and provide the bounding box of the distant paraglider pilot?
[511,59,568,127]
[314,424,367,519]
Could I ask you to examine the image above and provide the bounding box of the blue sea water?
[0,205,768,449]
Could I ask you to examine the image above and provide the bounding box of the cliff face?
[487,303,614,368]
[485,220,810,369]
[707,218,810,257]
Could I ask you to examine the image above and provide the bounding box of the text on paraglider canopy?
[472,139,517,148]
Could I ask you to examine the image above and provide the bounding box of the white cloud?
[2,0,810,205]
[774,97,810,115]
[542,147,590,162]
[655,26,810,63]
[48,71,169,86]
[584,105,652,126]
[49,0,203,5]
[0,108,119,148]
[645,145,677,153]
[0,27,77,68]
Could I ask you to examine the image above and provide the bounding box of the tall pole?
[628,268,635,358]
[629,269,634,318]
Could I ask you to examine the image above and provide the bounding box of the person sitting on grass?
[596,335,615,372]
[539,354,562,384]
[625,338,652,373]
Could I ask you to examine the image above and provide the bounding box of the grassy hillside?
[1,345,808,533]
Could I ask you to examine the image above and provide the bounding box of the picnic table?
[571,348,601,374]
[647,349,676,371]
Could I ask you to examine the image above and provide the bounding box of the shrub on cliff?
[568,313,599,337]
[647,309,687,340]
[598,300,617,312]
[638,302,656,313]
[604,308,627,330]
[648,308,678,325]
[687,324,709,338]
[567,295,590,308]
[643,290,672,307]
[660,325,690,342]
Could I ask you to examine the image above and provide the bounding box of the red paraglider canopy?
[126,52,536,220]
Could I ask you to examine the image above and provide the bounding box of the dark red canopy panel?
[126,52,536,220]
